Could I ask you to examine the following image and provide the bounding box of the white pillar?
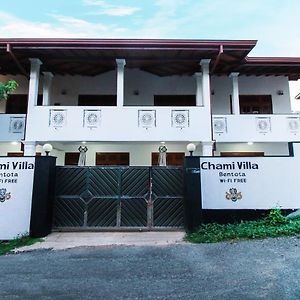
[23,141,36,156]
[42,72,53,106]
[116,59,126,107]
[28,58,42,108]
[230,72,240,115]
[200,59,211,109]
[202,141,214,156]
[195,72,203,106]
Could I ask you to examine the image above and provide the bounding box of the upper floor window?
[78,95,117,106]
[5,94,42,114]
[154,95,196,106]
[238,95,273,114]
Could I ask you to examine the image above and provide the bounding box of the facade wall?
[0,72,292,114]
[211,75,291,114]
[215,142,289,156]
[0,141,290,166]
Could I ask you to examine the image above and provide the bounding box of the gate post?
[184,156,203,231]
[30,156,56,237]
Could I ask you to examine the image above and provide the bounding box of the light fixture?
[247,142,254,146]
[43,143,53,156]
[187,143,196,156]
[11,141,18,145]
[82,141,87,144]
[277,90,284,96]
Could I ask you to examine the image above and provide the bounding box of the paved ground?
[2,235,300,299]
[15,232,186,251]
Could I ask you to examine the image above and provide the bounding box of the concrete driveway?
[16,231,186,251]
[2,235,300,299]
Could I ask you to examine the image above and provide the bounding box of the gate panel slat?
[152,167,184,227]
[88,168,119,196]
[121,168,149,197]
[87,198,117,227]
[152,168,184,197]
[121,199,148,227]
[153,198,183,227]
[53,197,85,227]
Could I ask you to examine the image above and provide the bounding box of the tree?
[0,80,18,101]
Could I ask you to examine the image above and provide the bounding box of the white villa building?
[1,38,300,166]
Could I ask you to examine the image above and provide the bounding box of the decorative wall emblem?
[287,117,300,133]
[9,117,25,133]
[213,117,227,134]
[49,109,67,128]
[171,110,189,128]
[256,117,271,133]
[225,188,242,202]
[138,110,156,128]
[0,188,11,203]
[83,110,101,129]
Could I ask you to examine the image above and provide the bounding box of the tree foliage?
[0,80,18,101]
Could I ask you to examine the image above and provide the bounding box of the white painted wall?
[0,142,202,166]
[48,69,196,106]
[211,75,291,114]
[51,142,200,166]
[25,106,212,142]
[215,142,289,156]
[213,114,300,142]
[0,141,290,165]
[0,142,23,156]
[0,72,292,114]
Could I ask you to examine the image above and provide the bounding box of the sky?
[0,0,300,57]
[1,0,300,102]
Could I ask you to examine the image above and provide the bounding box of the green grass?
[186,209,300,243]
[0,236,43,255]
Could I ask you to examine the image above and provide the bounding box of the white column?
[42,72,53,106]
[202,141,214,156]
[116,59,126,107]
[200,59,211,109]
[28,58,42,108]
[230,72,240,115]
[23,141,36,156]
[195,72,203,106]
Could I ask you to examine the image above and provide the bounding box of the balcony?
[25,106,211,142]
[213,114,300,142]
[0,114,26,142]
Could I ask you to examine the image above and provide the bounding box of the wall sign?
[0,157,35,239]
[200,144,300,209]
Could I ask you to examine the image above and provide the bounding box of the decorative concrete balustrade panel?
[213,114,300,142]
[25,106,211,142]
[0,114,26,142]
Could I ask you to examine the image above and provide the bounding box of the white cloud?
[97,7,140,16]
[0,11,127,38]
[83,0,140,16]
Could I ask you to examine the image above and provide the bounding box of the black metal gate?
[53,166,184,230]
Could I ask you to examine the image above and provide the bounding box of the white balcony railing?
[0,114,26,142]
[213,114,300,142]
[25,106,211,142]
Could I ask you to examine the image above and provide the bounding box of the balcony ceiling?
[0,38,299,79]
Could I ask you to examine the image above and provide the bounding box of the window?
[151,152,185,166]
[239,95,273,114]
[96,152,129,166]
[154,95,196,106]
[78,95,117,106]
[5,94,42,114]
[220,152,264,157]
[65,152,80,165]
